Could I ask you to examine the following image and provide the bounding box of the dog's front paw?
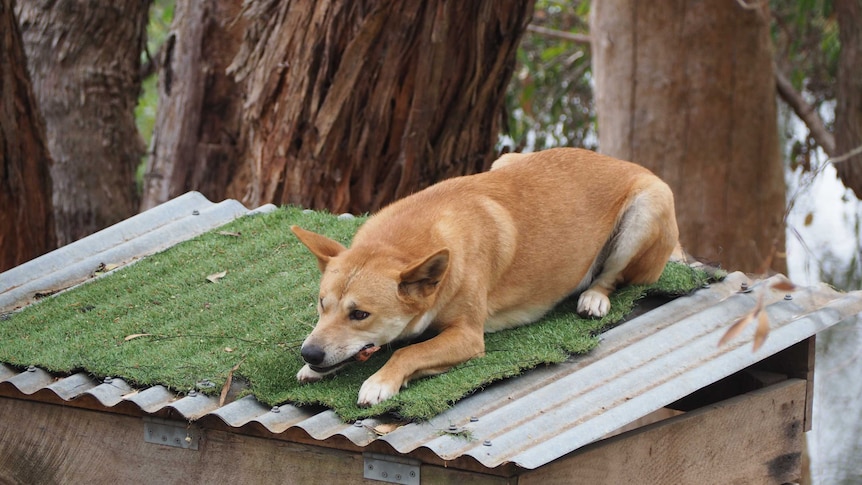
[296,364,325,383]
[577,289,610,318]
[357,373,400,407]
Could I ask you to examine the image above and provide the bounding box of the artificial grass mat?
[0,207,712,421]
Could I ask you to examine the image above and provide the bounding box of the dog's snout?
[301,344,326,365]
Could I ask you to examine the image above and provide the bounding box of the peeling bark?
[228,0,534,213]
[0,0,55,271]
[140,0,246,211]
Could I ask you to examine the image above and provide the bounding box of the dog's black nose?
[301,345,326,365]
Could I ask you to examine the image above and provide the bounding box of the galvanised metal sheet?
[0,191,275,313]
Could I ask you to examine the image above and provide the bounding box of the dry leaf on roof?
[220,360,243,407]
[771,278,797,292]
[753,308,770,351]
[718,292,767,350]
[370,422,404,435]
[124,333,153,341]
[206,271,227,283]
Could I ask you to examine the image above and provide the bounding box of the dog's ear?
[399,248,450,300]
[291,225,346,272]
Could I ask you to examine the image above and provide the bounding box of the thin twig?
[828,144,862,164]
[525,24,591,45]
[774,65,836,156]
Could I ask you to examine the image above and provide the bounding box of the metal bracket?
[363,453,420,484]
[143,417,201,450]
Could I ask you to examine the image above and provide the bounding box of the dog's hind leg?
[577,178,679,318]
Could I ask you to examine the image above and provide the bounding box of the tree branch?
[773,66,836,156]
[829,143,862,164]
[528,25,840,163]
[525,24,591,45]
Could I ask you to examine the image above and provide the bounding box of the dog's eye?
[349,310,370,321]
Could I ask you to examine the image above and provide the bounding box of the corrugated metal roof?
[0,191,276,313]
[1,192,861,471]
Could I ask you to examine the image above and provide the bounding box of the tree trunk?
[591,0,786,274]
[140,0,246,211]
[0,0,55,271]
[227,0,534,213]
[834,0,862,199]
[16,0,149,246]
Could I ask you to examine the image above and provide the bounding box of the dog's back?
[352,148,677,331]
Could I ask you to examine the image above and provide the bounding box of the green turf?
[0,207,713,421]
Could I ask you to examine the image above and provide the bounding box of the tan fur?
[291,148,679,406]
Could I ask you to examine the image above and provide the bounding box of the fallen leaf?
[770,278,797,292]
[124,333,152,341]
[206,271,227,283]
[224,347,234,353]
[370,423,404,435]
[718,293,764,348]
[804,212,814,226]
[217,231,242,237]
[219,360,243,407]
[753,308,770,352]
[93,262,120,275]
[718,312,754,347]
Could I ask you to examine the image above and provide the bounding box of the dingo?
[291,148,679,406]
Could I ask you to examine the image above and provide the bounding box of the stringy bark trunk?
[591,0,786,273]
[140,0,246,211]
[17,0,149,245]
[227,0,534,213]
[0,0,55,271]
[835,0,862,199]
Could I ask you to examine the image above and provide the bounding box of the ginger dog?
[291,148,679,406]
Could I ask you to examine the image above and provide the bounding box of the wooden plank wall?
[0,379,807,484]
[0,397,510,484]
[518,379,807,485]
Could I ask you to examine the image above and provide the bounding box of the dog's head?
[291,226,449,375]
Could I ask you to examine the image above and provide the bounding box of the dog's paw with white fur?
[357,373,400,407]
[296,364,325,383]
[577,289,610,318]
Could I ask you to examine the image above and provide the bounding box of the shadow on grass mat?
[0,207,716,421]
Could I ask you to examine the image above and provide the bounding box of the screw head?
[271,406,280,413]
[784,294,793,301]
[197,379,215,389]
[192,210,200,216]
[103,376,113,384]
[483,440,492,446]
[188,390,198,397]
[470,416,479,423]
[448,424,457,431]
